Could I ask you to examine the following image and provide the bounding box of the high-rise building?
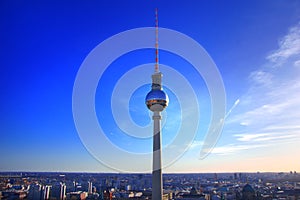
[28,184,42,199]
[50,182,66,200]
[145,8,169,200]
[60,183,67,200]
[88,181,93,194]
[43,185,51,200]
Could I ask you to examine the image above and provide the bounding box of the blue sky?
[1,0,300,172]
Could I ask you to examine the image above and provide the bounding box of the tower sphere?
[145,89,169,112]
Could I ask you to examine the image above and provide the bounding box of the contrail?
[198,99,240,159]
[225,98,240,119]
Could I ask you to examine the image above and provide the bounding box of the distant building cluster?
[0,171,299,199]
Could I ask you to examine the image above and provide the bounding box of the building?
[27,184,42,199]
[43,185,51,200]
[88,181,93,194]
[241,184,255,200]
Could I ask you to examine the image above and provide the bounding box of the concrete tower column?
[145,9,168,200]
[152,111,162,200]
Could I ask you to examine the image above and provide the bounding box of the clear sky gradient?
[1,0,300,173]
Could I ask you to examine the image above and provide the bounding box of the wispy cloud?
[267,22,300,66]
[210,144,268,155]
[189,140,204,149]
[234,132,298,142]
[234,133,270,142]
[249,70,273,86]
[223,22,300,156]
[263,124,300,131]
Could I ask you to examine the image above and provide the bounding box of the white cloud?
[223,22,300,156]
[234,132,298,143]
[246,100,291,123]
[294,60,300,67]
[263,124,300,131]
[234,133,270,142]
[210,144,268,155]
[267,22,300,65]
[249,70,273,86]
[189,140,203,149]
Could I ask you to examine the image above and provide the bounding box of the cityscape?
[1,1,300,200]
[0,171,300,199]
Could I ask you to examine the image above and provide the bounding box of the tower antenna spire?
[155,8,159,73]
[146,8,168,200]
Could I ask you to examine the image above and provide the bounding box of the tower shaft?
[152,111,162,200]
[145,8,167,200]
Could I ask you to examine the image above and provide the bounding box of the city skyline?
[1,0,300,173]
[2,171,299,199]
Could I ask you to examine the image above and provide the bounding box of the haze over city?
[1,0,300,173]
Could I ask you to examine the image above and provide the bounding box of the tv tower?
[145,8,168,200]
